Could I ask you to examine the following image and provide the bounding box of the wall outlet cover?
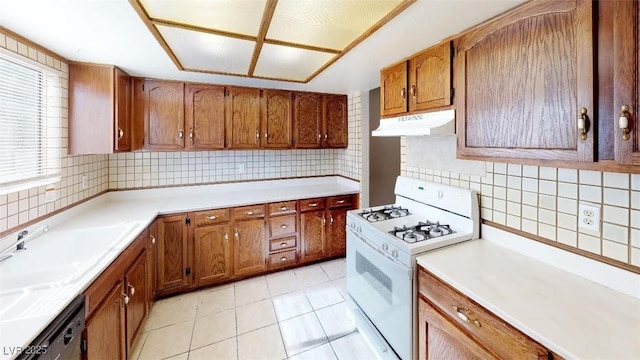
[578,203,600,233]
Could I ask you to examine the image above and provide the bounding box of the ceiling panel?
[141,0,266,36]
[267,0,404,50]
[157,25,255,75]
[253,44,335,82]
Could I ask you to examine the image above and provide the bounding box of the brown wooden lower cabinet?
[125,251,148,351]
[326,208,347,256]
[85,281,126,360]
[418,267,557,360]
[194,223,232,286]
[300,209,327,262]
[156,214,190,296]
[233,219,267,277]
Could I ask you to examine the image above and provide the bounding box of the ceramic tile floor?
[131,258,380,360]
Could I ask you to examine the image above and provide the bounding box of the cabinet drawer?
[268,250,297,269]
[269,237,297,252]
[269,201,297,216]
[328,195,354,209]
[269,215,296,238]
[418,268,549,359]
[233,204,265,220]
[195,208,230,226]
[300,198,326,212]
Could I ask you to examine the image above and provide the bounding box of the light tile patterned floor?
[131,258,380,360]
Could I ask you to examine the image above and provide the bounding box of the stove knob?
[357,225,362,233]
[438,190,444,199]
[392,249,398,258]
[382,243,388,251]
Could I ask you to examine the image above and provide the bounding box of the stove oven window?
[355,252,392,304]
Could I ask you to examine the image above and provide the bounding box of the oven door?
[346,228,412,360]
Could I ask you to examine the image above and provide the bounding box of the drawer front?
[269,237,297,252]
[195,208,230,226]
[328,194,354,209]
[300,198,326,212]
[233,204,265,220]
[269,201,297,216]
[268,250,297,269]
[419,268,549,359]
[269,215,296,238]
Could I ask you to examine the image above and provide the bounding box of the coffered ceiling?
[130,0,414,82]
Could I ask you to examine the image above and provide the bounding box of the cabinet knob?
[225,232,228,241]
[337,199,346,204]
[309,203,318,207]
[247,211,254,215]
[122,293,130,305]
[189,128,194,143]
[401,87,406,100]
[280,256,288,262]
[280,206,287,211]
[235,229,239,239]
[330,215,334,225]
[207,215,217,220]
[118,127,124,139]
[317,133,321,141]
[128,284,135,296]
[410,84,416,98]
[264,131,268,139]
[280,224,287,229]
[577,108,589,140]
[179,130,184,139]
[322,215,326,225]
[151,235,156,244]
[280,242,288,247]
[452,306,481,327]
[620,105,631,141]
[256,130,260,141]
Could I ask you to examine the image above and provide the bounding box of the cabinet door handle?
[401,88,406,99]
[118,127,124,139]
[256,130,260,141]
[309,203,318,207]
[128,284,135,296]
[317,133,321,141]
[577,107,589,140]
[280,224,287,229]
[619,105,631,141]
[330,215,334,225]
[122,293,130,305]
[452,306,481,327]
[207,215,217,220]
[189,128,194,143]
[337,199,346,204]
[150,235,156,244]
[324,133,328,141]
[322,215,326,225]
[411,84,416,98]
[247,211,254,215]
[264,131,268,139]
[179,130,184,139]
[235,229,239,239]
[280,206,287,211]
[224,232,228,241]
[280,242,288,247]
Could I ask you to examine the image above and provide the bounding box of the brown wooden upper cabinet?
[455,0,595,163]
[142,80,185,150]
[69,64,131,154]
[226,86,261,149]
[261,89,293,148]
[184,84,225,150]
[380,62,408,117]
[323,94,348,148]
[612,0,640,166]
[293,92,323,148]
[409,42,452,112]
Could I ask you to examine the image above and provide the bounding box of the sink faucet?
[16,230,28,251]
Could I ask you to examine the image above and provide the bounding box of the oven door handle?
[348,228,413,279]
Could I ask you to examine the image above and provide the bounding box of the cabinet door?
[194,224,232,286]
[233,219,267,277]
[144,80,185,150]
[300,210,326,262]
[157,215,190,294]
[125,250,148,352]
[293,93,322,148]
[114,67,131,152]
[613,0,640,165]
[262,89,293,148]
[185,84,225,150]
[409,42,452,112]
[380,61,408,116]
[148,221,158,303]
[418,297,497,360]
[226,87,261,149]
[456,0,594,162]
[326,209,347,257]
[85,281,126,360]
[323,95,348,148]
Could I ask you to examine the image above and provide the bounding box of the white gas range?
[346,176,479,360]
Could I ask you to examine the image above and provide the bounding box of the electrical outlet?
[578,203,600,233]
[82,175,88,189]
[237,163,246,174]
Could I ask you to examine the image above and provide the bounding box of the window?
[0,48,61,195]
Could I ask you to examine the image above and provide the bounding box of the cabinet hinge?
[142,83,145,91]
[450,88,455,100]
[81,339,87,353]
[186,217,191,226]
[186,267,191,276]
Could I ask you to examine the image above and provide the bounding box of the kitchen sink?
[0,222,140,295]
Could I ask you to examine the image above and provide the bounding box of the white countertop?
[416,225,640,360]
[0,176,359,360]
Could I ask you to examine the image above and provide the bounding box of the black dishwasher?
[17,294,85,360]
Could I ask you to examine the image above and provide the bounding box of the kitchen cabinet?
[125,251,148,351]
[184,84,226,150]
[141,80,185,150]
[194,223,233,286]
[380,61,408,117]
[293,93,323,148]
[233,217,267,277]
[323,94,348,148]
[612,0,640,166]
[326,208,347,256]
[69,63,132,154]
[455,0,595,163]
[226,86,261,149]
[148,220,158,302]
[408,42,452,112]
[267,200,298,269]
[418,267,554,360]
[84,281,126,360]
[300,198,327,262]
[261,89,293,148]
[156,214,190,295]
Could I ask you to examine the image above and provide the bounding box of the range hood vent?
[372,109,455,137]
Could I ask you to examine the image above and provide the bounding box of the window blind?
[0,49,61,195]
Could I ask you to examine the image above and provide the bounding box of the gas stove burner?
[388,221,455,243]
[359,206,410,222]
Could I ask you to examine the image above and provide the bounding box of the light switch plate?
[578,203,600,233]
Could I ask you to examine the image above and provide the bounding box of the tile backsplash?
[401,138,640,268]
[0,30,109,235]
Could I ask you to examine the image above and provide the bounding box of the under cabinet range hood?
[372,109,455,136]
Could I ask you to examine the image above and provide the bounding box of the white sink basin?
[0,222,140,295]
